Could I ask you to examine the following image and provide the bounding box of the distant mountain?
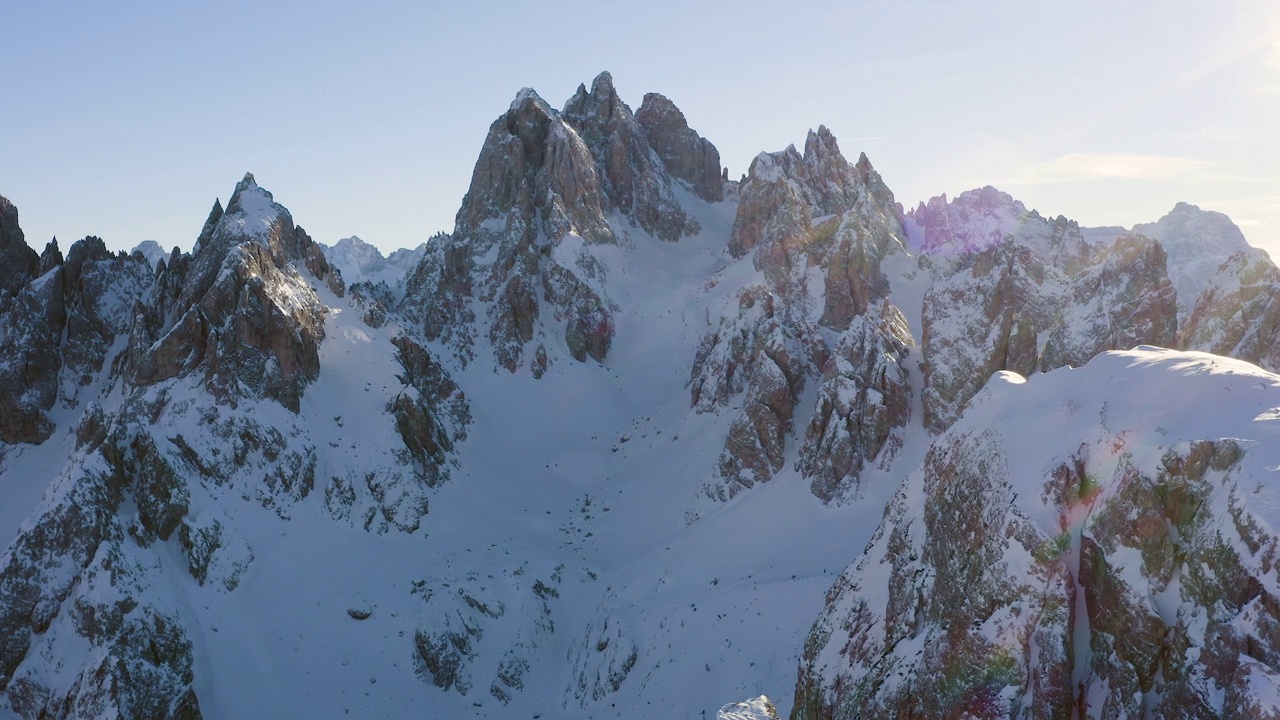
[129,240,171,270]
[3,73,1280,720]
[1087,202,1251,319]
[319,235,426,298]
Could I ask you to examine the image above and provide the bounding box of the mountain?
[796,348,1280,718]
[130,240,171,270]
[1087,201,1252,319]
[319,235,427,296]
[3,72,1280,719]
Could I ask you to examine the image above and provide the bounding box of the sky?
[1,0,1277,257]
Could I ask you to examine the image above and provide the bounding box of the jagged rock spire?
[0,194,38,296]
[635,92,724,202]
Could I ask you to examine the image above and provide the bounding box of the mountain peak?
[635,91,726,202]
[509,86,551,115]
[591,70,615,96]
[0,193,38,296]
[563,69,624,122]
[804,125,840,159]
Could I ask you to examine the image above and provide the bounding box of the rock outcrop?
[562,72,699,242]
[120,174,340,413]
[0,213,154,444]
[1181,247,1280,373]
[917,192,1177,432]
[0,433,203,717]
[635,92,724,202]
[402,72,723,374]
[0,195,38,298]
[695,127,915,503]
[388,334,470,488]
[797,305,913,503]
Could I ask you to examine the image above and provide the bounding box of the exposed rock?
[1181,247,1280,372]
[348,280,393,328]
[717,695,780,720]
[347,600,373,620]
[37,238,62,276]
[697,127,915,503]
[0,266,66,443]
[795,351,1280,719]
[413,564,562,703]
[729,129,907,320]
[0,457,123,687]
[177,513,253,592]
[798,304,913,503]
[401,81,640,373]
[60,237,154,390]
[692,286,813,501]
[635,92,724,202]
[120,174,334,412]
[0,194,37,297]
[1039,232,1177,370]
[388,334,470,488]
[921,229,1176,433]
[562,72,699,242]
[569,611,639,704]
[39,607,203,720]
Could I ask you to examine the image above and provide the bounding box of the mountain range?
[2,71,1280,719]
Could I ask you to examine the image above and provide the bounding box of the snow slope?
[797,347,1280,717]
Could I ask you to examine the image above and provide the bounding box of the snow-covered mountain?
[319,235,427,297]
[797,348,1280,718]
[3,72,1280,719]
[1087,201,1252,320]
[129,240,171,270]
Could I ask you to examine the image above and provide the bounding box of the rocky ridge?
[0,175,468,718]
[692,126,915,504]
[401,71,723,375]
[794,349,1280,718]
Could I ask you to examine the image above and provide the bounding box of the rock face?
[0,219,153,444]
[1083,201,1252,319]
[797,306,913,503]
[635,92,724,202]
[0,174,394,719]
[0,431,204,718]
[402,72,722,374]
[694,127,915,503]
[562,72,700,242]
[120,174,341,413]
[1181,247,1280,373]
[0,196,39,299]
[388,334,470,488]
[794,350,1280,719]
[916,190,1177,432]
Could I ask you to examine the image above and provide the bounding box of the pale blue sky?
[2,1,1277,255]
